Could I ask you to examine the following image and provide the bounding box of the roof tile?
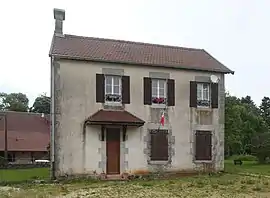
[0,112,50,151]
[50,35,234,74]
[87,110,145,126]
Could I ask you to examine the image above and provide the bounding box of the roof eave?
[88,120,145,127]
[50,54,234,74]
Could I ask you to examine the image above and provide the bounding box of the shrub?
[228,154,258,161]
[0,156,7,165]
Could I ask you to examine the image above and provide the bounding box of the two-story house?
[49,8,234,178]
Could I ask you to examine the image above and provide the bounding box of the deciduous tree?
[0,92,29,112]
[30,94,51,114]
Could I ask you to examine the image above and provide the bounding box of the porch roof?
[86,109,145,126]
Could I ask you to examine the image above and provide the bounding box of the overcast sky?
[0,0,269,106]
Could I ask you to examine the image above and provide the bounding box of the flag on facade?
[160,111,165,126]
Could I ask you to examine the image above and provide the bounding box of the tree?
[225,93,267,156]
[241,95,260,116]
[260,97,270,128]
[30,94,51,114]
[0,92,29,112]
[252,132,270,163]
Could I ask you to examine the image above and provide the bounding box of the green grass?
[1,174,270,198]
[0,168,50,182]
[1,162,270,197]
[0,160,269,183]
[225,160,270,176]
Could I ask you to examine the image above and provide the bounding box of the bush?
[0,156,7,165]
[228,155,258,161]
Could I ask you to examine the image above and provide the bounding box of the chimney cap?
[54,8,65,21]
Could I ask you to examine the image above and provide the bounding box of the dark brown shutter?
[122,76,130,104]
[195,131,203,160]
[211,83,219,108]
[205,132,212,160]
[150,130,168,161]
[167,79,175,106]
[190,81,197,107]
[150,133,159,160]
[144,77,152,105]
[96,74,105,103]
[195,131,212,160]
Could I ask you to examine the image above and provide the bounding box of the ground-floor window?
[150,129,169,161]
[7,153,15,162]
[195,131,212,160]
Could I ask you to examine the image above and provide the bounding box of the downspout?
[50,56,56,180]
[82,120,88,172]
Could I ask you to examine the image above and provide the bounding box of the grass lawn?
[1,161,270,197]
[0,168,50,182]
[225,160,270,176]
[1,174,270,198]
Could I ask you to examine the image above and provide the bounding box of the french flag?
[160,111,165,126]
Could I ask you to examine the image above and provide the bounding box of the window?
[7,153,15,163]
[152,79,167,104]
[150,129,168,161]
[195,131,212,161]
[197,83,210,107]
[105,75,122,102]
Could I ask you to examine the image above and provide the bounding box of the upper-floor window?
[197,83,210,107]
[152,79,167,104]
[105,75,122,103]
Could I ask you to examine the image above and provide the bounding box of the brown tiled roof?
[0,111,50,152]
[50,34,234,74]
[87,109,145,126]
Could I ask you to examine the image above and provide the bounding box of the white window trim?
[151,79,167,106]
[197,83,210,108]
[105,75,122,103]
[197,83,210,101]
[152,79,167,98]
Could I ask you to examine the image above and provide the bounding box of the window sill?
[194,160,213,163]
[148,160,169,165]
[196,106,212,111]
[151,104,166,109]
[104,102,123,107]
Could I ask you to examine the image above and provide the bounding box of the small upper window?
[152,79,167,104]
[105,75,122,103]
[197,83,210,107]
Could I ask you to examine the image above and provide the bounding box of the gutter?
[50,55,235,75]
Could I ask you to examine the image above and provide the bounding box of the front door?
[106,128,120,174]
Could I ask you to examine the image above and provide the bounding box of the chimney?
[53,8,65,35]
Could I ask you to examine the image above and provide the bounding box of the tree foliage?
[251,132,270,163]
[30,94,51,114]
[225,93,270,163]
[0,92,29,112]
[260,97,270,129]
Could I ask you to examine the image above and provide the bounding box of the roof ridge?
[64,34,204,52]
[0,111,49,116]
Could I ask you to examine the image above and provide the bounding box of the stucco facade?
[51,59,225,177]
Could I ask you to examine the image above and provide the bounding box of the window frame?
[149,129,169,161]
[197,83,210,108]
[151,78,167,105]
[104,75,122,103]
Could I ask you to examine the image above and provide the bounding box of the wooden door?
[106,128,120,174]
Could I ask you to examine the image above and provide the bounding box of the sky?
[0,0,269,106]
